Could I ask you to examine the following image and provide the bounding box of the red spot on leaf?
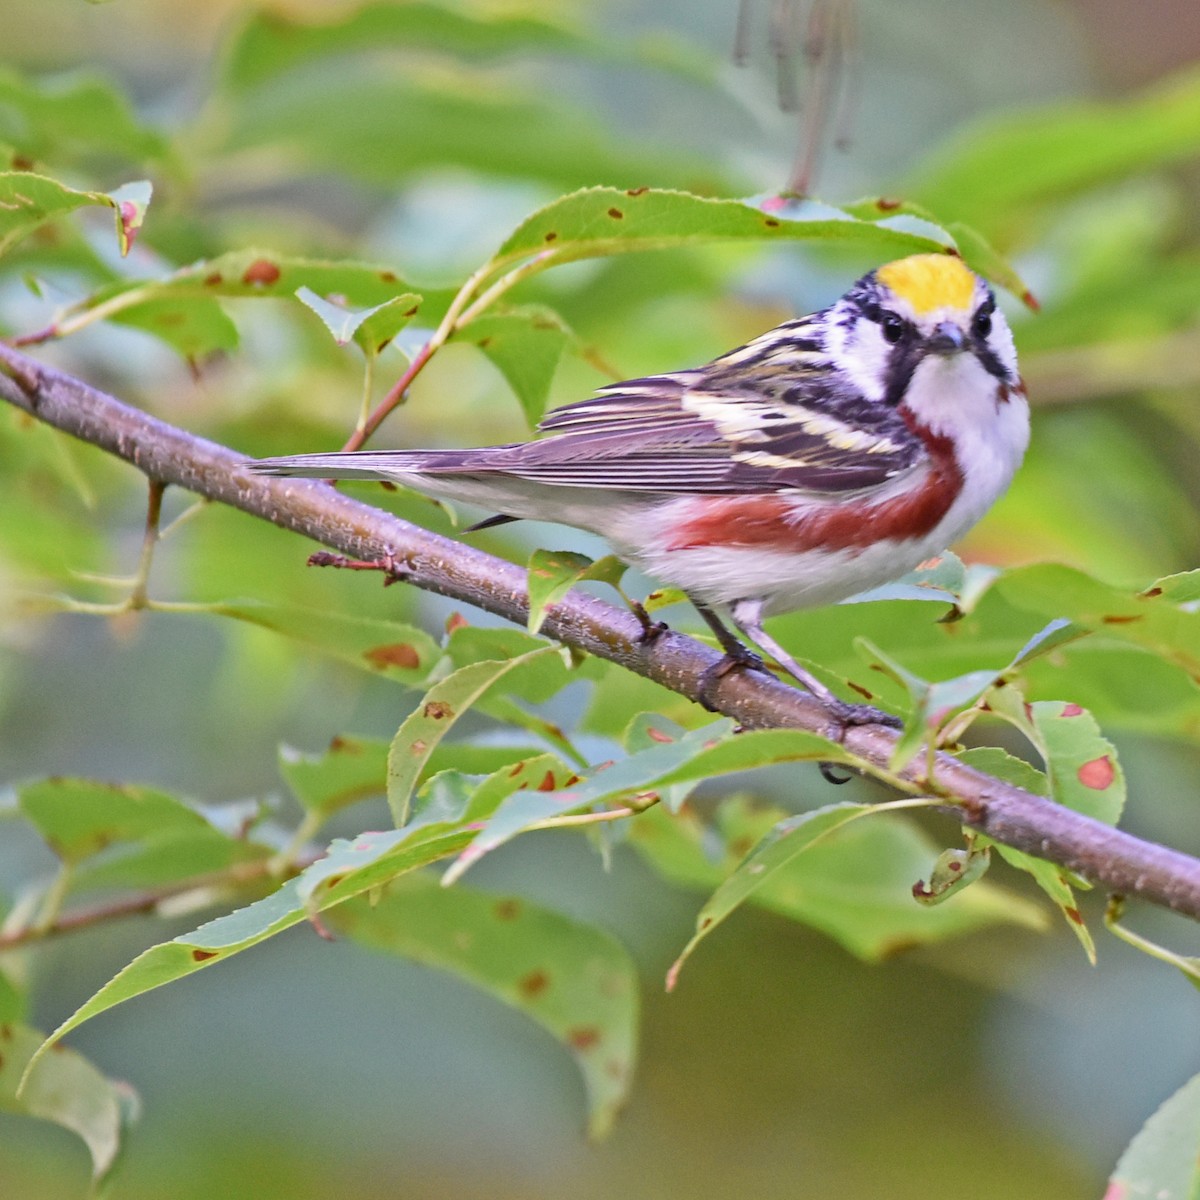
[626,186,649,196]
[567,1027,600,1052]
[329,735,358,753]
[544,230,558,242]
[947,859,963,873]
[1021,289,1041,312]
[12,154,34,171]
[1078,756,1115,790]
[423,701,453,720]
[518,970,550,999]
[192,948,218,962]
[363,643,420,670]
[203,272,224,286]
[1140,586,1163,598]
[242,258,281,286]
[119,200,141,249]
[493,899,521,921]
[445,611,469,634]
[646,726,674,743]
[876,196,902,211]
[378,270,397,282]
[1102,614,1142,625]
[536,771,557,792]
[606,207,624,219]
[1061,703,1084,717]
[1064,906,1084,925]
[847,680,874,700]
[763,217,780,228]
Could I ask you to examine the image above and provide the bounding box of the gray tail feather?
[248,450,457,481]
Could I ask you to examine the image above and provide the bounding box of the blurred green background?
[2,0,1200,1196]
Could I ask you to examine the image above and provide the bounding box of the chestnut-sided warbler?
[253,253,1029,716]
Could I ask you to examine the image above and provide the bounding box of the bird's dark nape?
[464,513,520,533]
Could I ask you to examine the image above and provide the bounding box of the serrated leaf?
[955,745,1097,960]
[21,833,461,1084]
[525,549,627,635]
[494,187,971,272]
[0,173,151,258]
[841,197,1036,304]
[630,799,1041,962]
[986,693,1125,825]
[0,1023,135,1187]
[62,250,441,357]
[208,599,439,684]
[1146,569,1200,606]
[445,724,850,884]
[995,563,1200,678]
[387,648,563,824]
[326,872,638,1138]
[667,800,928,987]
[295,286,422,355]
[17,778,203,864]
[455,306,573,425]
[855,638,1000,770]
[1108,1071,1200,1198]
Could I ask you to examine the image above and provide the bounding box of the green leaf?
[911,844,992,906]
[525,549,627,636]
[1147,569,1200,605]
[0,1022,136,1187]
[495,187,962,271]
[64,250,442,357]
[387,647,564,824]
[841,198,1035,304]
[279,736,390,820]
[630,799,1040,964]
[913,65,1200,231]
[986,693,1125,825]
[854,638,1000,770]
[0,68,170,171]
[665,797,988,987]
[955,746,1097,960]
[445,724,851,884]
[219,74,714,193]
[295,286,422,356]
[326,872,638,1139]
[995,563,1200,678]
[17,777,213,866]
[15,777,271,896]
[220,3,631,92]
[0,173,151,258]
[1108,1072,1200,1199]
[209,600,439,685]
[455,305,573,426]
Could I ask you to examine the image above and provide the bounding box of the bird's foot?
[697,644,771,712]
[629,600,670,645]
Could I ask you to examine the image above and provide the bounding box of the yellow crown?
[875,254,976,315]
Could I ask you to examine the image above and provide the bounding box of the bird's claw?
[629,600,669,645]
[307,550,408,586]
[697,645,771,711]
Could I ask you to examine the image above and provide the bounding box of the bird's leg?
[728,598,900,731]
[628,598,670,644]
[308,549,409,587]
[692,600,770,710]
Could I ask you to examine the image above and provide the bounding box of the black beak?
[926,322,965,355]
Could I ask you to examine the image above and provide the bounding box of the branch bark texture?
[4,343,1200,921]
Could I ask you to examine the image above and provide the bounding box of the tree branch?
[4,342,1200,921]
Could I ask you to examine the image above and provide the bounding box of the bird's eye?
[972,304,994,339]
[880,312,906,344]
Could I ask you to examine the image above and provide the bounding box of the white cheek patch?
[825,316,890,402]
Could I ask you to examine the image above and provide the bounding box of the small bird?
[252,254,1029,719]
